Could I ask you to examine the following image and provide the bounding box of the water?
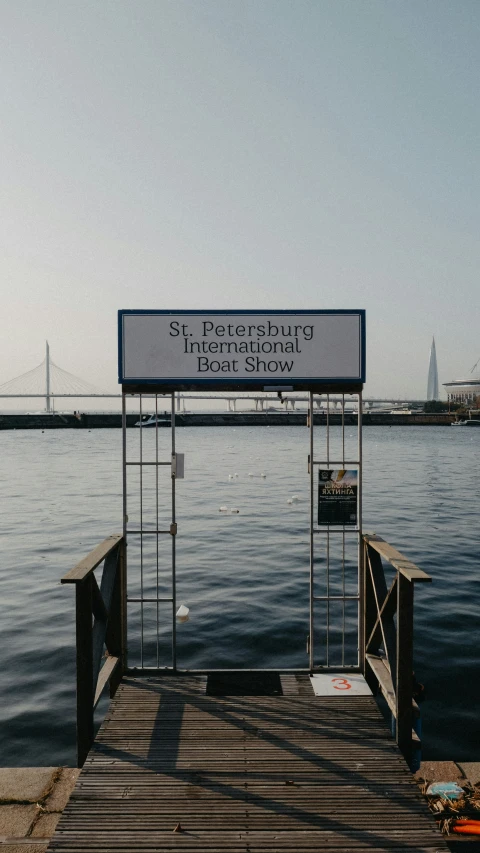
[0,425,479,765]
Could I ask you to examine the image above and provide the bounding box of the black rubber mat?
[206,671,283,695]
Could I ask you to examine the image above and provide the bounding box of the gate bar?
[171,393,177,671]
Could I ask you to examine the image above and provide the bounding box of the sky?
[1,0,479,404]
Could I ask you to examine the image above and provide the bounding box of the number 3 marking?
[332,678,352,690]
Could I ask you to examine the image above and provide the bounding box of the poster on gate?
[318,469,358,526]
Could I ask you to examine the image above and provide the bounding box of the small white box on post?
[171,453,184,479]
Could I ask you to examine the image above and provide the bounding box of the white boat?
[451,419,480,427]
[135,414,170,427]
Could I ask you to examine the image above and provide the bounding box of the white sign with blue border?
[118,310,365,389]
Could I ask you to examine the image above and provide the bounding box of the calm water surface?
[0,425,479,764]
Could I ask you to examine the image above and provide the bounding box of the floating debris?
[176,605,190,623]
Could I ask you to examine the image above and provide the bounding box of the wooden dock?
[48,675,447,853]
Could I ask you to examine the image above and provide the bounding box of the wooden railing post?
[106,539,127,697]
[396,573,414,765]
[75,575,94,768]
[120,537,127,672]
[361,533,430,767]
[62,534,125,768]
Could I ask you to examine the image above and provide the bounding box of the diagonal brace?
[366,576,397,654]
[365,546,397,683]
[91,548,119,689]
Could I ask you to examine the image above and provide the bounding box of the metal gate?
[122,392,178,670]
[308,391,362,671]
[123,390,362,673]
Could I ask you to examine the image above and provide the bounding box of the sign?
[310,674,372,696]
[318,468,358,526]
[118,310,365,390]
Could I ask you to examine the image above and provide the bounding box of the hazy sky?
[1,0,479,400]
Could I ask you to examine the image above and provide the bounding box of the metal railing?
[62,535,126,767]
[361,533,431,765]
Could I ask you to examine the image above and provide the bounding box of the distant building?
[427,337,439,400]
[443,378,480,405]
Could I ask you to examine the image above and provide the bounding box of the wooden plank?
[93,655,120,709]
[61,536,122,584]
[47,676,447,853]
[280,675,299,695]
[365,654,395,715]
[365,655,419,722]
[362,535,431,583]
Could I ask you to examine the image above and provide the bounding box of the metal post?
[46,341,51,413]
[155,394,160,667]
[309,391,314,671]
[171,393,177,671]
[357,391,363,669]
[121,393,128,671]
[139,394,144,666]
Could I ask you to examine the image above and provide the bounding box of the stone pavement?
[0,768,79,852]
[415,761,480,787]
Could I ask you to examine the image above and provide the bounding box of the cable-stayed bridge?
[0,342,424,412]
[0,342,118,411]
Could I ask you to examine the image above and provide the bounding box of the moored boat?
[135,414,170,427]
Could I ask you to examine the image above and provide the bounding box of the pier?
[47,531,449,853]
[0,411,456,429]
[48,675,445,853]
[32,312,452,851]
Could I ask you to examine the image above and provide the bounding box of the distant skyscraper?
[427,337,439,400]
